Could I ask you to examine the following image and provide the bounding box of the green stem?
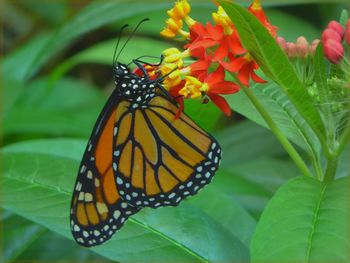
[323,157,339,183]
[240,84,313,178]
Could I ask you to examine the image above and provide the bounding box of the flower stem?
[323,157,339,183]
[239,84,313,178]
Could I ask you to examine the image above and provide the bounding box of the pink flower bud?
[296,36,309,58]
[323,39,344,64]
[345,19,350,46]
[309,39,320,55]
[322,28,342,43]
[286,42,297,58]
[276,36,287,51]
[327,20,344,39]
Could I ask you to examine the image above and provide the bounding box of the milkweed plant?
[153,0,350,260]
[156,0,349,181]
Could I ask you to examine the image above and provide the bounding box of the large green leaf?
[251,176,350,261]
[220,1,326,149]
[3,77,106,139]
[2,78,25,119]
[49,37,172,86]
[214,157,297,218]
[2,33,53,82]
[2,210,44,261]
[24,2,173,80]
[227,83,321,155]
[2,211,109,261]
[216,120,285,167]
[1,140,250,261]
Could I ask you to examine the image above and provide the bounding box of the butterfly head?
[113,62,130,80]
[113,62,156,104]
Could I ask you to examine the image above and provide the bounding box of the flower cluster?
[152,0,276,116]
[277,36,320,59]
[321,20,349,64]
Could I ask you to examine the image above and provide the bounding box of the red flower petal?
[206,23,223,40]
[209,94,232,116]
[175,96,185,119]
[251,70,266,84]
[205,66,225,85]
[237,63,252,87]
[213,40,229,61]
[191,59,211,71]
[221,56,246,72]
[187,46,205,59]
[209,81,240,94]
[227,34,246,54]
[187,39,218,51]
[189,22,207,42]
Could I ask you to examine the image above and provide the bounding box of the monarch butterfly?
[70,22,222,247]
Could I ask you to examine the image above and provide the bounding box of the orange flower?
[180,66,239,116]
[248,0,277,37]
[159,0,276,115]
[221,53,266,86]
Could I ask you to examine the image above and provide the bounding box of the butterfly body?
[70,61,222,247]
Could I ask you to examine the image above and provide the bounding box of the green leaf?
[184,99,224,133]
[25,2,173,80]
[2,78,24,118]
[49,37,172,85]
[189,185,256,247]
[3,78,106,138]
[220,1,327,149]
[2,138,85,160]
[227,83,321,155]
[2,142,249,261]
[18,1,68,26]
[217,120,285,167]
[251,176,350,261]
[339,9,349,26]
[214,157,297,218]
[2,211,108,261]
[2,33,52,82]
[2,210,44,261]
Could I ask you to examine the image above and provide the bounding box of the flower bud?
[345,19,350,46]
[323,39,344,64]
[309,39,320,56]
[276,36,287,52]
[327,20,344,39]
[167,0,191,20]
[296,36,309,58]
[286,42,297,58]
[322,28,342,43]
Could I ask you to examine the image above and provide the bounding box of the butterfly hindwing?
[70,95,139,247]
[113,95,222,208]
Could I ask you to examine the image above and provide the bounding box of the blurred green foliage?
[1,0,349,262]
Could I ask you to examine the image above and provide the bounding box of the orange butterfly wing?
[70,98,138,247]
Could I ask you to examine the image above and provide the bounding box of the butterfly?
[70,22,222,247]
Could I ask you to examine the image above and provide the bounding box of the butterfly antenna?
[113,24,129,67]
[115,18,150,61]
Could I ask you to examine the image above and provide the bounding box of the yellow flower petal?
[212,6,233,35]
